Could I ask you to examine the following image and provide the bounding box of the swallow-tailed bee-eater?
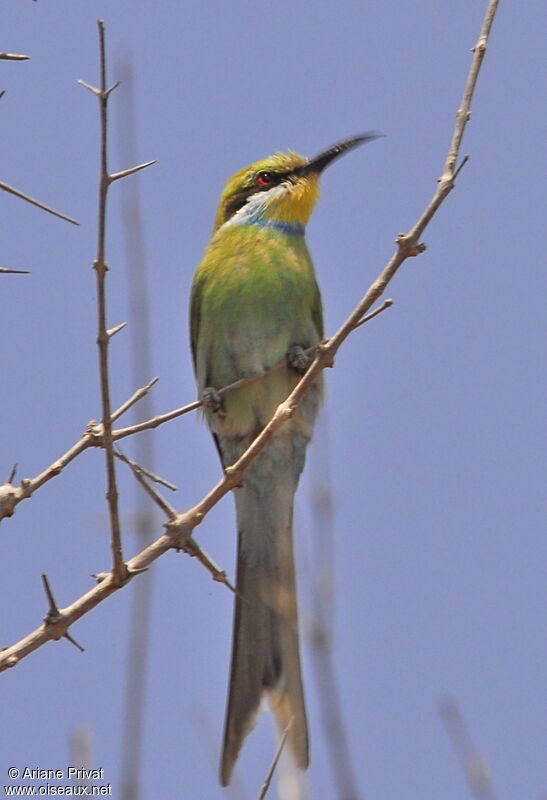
[190,133,379,785]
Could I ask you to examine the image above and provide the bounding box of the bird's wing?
[189,275,203,370]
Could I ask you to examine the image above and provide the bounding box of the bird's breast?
[193,225,322,437]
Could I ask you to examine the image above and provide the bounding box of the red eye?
[256,171,274,187]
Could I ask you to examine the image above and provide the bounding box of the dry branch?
[116,448,234,591]
[0,298,388,524]
[78,20,156,583]
[88,20,125,581]
[0,0,500,671]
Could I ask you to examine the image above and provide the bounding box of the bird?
[190,133,379,785]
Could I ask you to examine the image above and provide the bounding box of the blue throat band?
[249,217,305,236]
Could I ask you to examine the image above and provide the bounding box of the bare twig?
[114,448,177,500]
[111,377,159,423]
[257,718,293,800]
[0,0,500,669]
[82,19,126,581]
[77,19,157,583]
[0,378,159,522]
[117,447,234,591]
[407,0,499,244]
[439,697,499,800]
[353,298,394,329]
[180,539,235,592]
[0,180,79,225]
[115,451,176,492]
[0,296,387,523]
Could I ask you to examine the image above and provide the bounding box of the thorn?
[106,321,127,338]
[454,154,470,180]
[0,91,5,100]
[109,160,157,182]
[64,631,85,653]
[115,447,177,492]
[92,571,110,583]
[77,78,101,96]
[0,52,30,61]
[42,575,84,650]
[104,81,121,99]
[41,573,60,620]
[0,180,80,225]
[0,267,30,274]
[7,463,18,484]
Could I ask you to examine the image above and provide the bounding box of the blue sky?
[1,2,546,799]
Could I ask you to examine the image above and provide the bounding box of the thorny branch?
[78,20,156,584]
[0,0,500,671]
[0,302,391,524]
[115,449,235,591]
[0,179,79,225]
[90,20,124,582]
[41,574,85,654]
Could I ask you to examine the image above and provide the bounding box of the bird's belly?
[214,319,297,432]
[203,306,321,442]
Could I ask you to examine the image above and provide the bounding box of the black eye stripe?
[222,169,294,223]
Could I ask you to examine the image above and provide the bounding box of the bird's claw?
[202,386,224,414]
[287,345,311,375]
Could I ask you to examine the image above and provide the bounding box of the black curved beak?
[297,132,383,177]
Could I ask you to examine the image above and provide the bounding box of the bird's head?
[212,133,381,233]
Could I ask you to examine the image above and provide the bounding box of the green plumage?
[191,224,323,436]
[189,137,369,785]
[191,216,323,785]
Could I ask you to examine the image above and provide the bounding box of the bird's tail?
[220,457,308,786]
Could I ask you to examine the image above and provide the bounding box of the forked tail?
[220,467,308,786]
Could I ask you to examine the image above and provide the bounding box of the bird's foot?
[287,344,312,375]
[202,386,225,415]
